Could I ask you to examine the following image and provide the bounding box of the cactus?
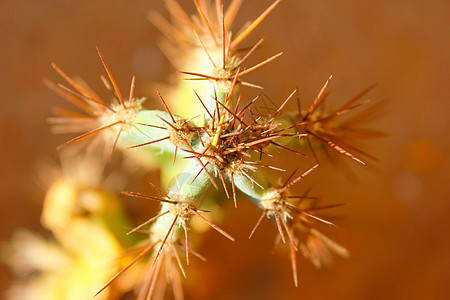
[3,1,384,299]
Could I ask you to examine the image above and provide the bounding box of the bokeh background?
[1,0,449,299]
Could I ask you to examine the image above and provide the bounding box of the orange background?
[1,0,449,299]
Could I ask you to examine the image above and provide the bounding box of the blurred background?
[0,0,448,299]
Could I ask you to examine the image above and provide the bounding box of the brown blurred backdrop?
[1,0,449,299]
